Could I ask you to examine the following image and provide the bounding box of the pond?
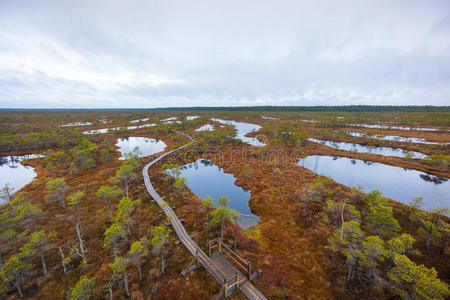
[61,121,92,127]
[195,124,215,131]
[116,137,167,160]
[0,154,43,203]
[211,118,265,146]
[187,116,199,120]
[261,116,280,120]
[83,123,156,134]
[130,118,149,123]
[346,131,447,145]
[309,138,426,159]
[162,117,177,121]
[297,155,449,212]
[347,123,447,132]
[169,158,259,228]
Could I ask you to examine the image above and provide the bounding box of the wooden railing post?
[235,271,239,289]
[218,237,222,253]
[224,277,228,297]
[248,261,252,280]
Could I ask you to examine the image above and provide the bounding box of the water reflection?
[346,131,447,145]
[169,158,259,228]
[195,124,214,131]
[297,155,449,212]
[116,137,167,160]
[0,154,43,202]
[84,123,156,134]
[309,138,426,158]
[347,123,448,132]
[130,118,149,123]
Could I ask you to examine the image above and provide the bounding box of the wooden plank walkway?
[142,131,266,300]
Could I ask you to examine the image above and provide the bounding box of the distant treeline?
[1,105,449,112]
[153,105,450,112]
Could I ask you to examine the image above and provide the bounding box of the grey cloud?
[0,0,449,108]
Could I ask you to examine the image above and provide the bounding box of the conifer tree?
[109,256,130,297]
[96,185,122,222]
[69,275,95,300]
[45,178,69,208]
[202,195,215,232]
[128,237,148,282]
[151,226,171,275]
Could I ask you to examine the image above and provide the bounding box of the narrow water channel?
[211,118,265,146]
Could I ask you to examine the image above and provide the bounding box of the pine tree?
[128,237,148,282]
[113,197,140,235]
[45,178,69,208]
[228,208,240,249]
[151,226,171,275]
[104,223,126,257]
[0,253,33,298]
[96,185,122,222]
[387,253,449,299]
[202,195,215,232]
[67,191,88,264]
[69,275,95,300]
[109,256,130,297]
[115,165,136,197]
[365,203,400,237]
[20,230,55,275]
[0,183,14,203]
[418,207,449,250]
[329,221,364,280]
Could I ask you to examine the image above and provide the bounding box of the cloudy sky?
[0,0,449,108]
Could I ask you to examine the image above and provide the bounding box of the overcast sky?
[0,0,449,108]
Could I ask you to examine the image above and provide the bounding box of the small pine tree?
[109,256,130,297]
[104,223,126,257]
[69,275,95,300]
[96,186,122,222]
[45,178,69,208]
[128,238,148,282]
[151,226,171,275]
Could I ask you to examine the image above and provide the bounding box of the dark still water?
[169,158,259,228]
[297,155,449,212]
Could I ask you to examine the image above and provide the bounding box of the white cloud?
[0,0,449,108]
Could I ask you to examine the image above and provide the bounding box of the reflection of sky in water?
[116,137,166,160]
[346,131,447,145]
[169,158,259,228]
[129,118,149,123]
[347,123,447,132]
[309,138,426,158]
[297,155,449,212]
[83,123,156,134]
[195,124,214,131]
[211,118,265,146]
[0,155,42,202]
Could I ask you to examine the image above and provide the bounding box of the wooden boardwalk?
[142,132,266,299]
